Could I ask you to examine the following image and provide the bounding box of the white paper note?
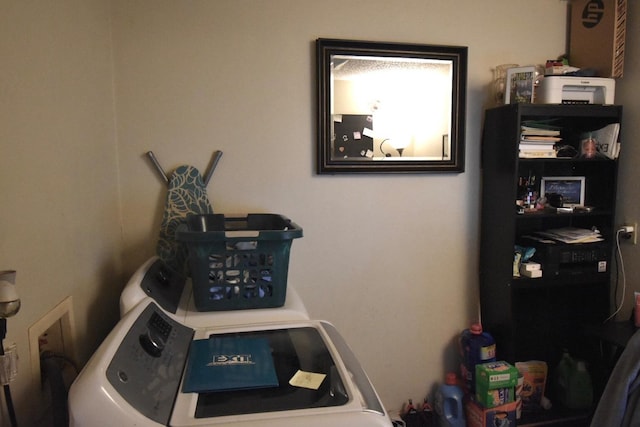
[289,370,326,390]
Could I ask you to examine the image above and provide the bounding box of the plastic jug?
[459,322,496,392]
[435,373,465,427]
[555,351,593,409]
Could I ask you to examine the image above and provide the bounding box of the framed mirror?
[316,38,468,174]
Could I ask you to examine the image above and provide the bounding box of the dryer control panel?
[106,302,194,425]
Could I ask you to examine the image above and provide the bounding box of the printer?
[536,76,615,105]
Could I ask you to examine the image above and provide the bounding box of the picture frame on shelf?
[505,66,536,104]
[540,176,586,208]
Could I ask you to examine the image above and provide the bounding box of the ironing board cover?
[157,165,212,273]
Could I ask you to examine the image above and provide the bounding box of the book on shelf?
[520,126,562,159]
[519,149,557,158]
[520,137,557,148]
[594,141,621,160]
[610,142,621,159]
[519,143,557,151]
[521,135,562,143]
[182,335,278,393]
[584,123,620,159]
[521,125,561,137]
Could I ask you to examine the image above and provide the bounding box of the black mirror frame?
[316,38,468,174]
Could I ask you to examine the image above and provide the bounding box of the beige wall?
[0,1,122,425]
[5,0,640,425]
[615,2,640,321]
[111,0,567,417]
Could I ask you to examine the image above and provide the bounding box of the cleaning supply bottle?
[420,398,434,427]
[401,399,420,427]
[459,322,496,392]
[435,373,465,427]
[555,350,593,409]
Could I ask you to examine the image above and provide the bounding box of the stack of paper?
[534,227,603,244]
[520,126,561,158]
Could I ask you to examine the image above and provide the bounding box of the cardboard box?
[465,398,517,427]
[476,386,515,409]
[520,262,541,271]
[475,361,519,408]
[569,0,627,78]
[520,268,542,278]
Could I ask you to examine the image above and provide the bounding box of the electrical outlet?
[28,297,77,388]
[621,223,637,245]
[28,297,78,426]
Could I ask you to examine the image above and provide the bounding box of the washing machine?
[68,257,397,426]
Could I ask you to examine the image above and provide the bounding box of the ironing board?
[157,164,212,273]
[145,150,222,273]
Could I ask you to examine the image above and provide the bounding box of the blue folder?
[182,335,278,393]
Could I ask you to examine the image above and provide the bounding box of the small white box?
[520,262,541,272]
[536,76,615,105]
[520,268,542,279]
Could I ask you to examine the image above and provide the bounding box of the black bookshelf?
[479,103,623,426]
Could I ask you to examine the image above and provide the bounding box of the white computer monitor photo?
[540,176,586,208]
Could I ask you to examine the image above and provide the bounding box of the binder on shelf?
[583,123,620,159]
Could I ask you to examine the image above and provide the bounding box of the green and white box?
[475,361,519,408]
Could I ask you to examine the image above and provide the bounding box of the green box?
[476,361,518,389]
[475,362,518,408]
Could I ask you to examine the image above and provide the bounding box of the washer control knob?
[139,329,165,357]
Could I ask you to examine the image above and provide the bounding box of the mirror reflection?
[331,55,453,160]
[317,39,467,174]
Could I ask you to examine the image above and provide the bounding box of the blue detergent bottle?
[459,322,496,392]
[435,373,465,427]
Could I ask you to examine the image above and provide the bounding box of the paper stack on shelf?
[534,227,603,244]
[520,125,561,158]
